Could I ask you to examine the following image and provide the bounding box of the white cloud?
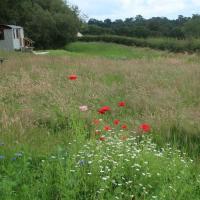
[68,0,200,20]
[191,0,200,6]
[119,0,187,18]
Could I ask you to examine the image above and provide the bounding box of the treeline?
[0,0,81,49]
[82,15,200,39]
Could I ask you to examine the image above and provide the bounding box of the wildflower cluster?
[94,101,151,141]
[68,73,151,142]
[65,73,200,199]
[67,134,197,200]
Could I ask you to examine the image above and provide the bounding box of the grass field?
[0,42,200,199]
[64,42,167,59]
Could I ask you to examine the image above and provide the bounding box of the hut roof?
[0,24,23,29]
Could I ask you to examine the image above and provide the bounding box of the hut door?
[20,38,22,46]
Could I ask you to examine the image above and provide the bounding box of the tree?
[0,0,81,49]
[82,15,200,39]
[183,15,200,38]
[168,28,185,39]
[104,19,112,27]
[133,27,150,38]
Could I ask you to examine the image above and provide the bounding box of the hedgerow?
[78,35,200,52]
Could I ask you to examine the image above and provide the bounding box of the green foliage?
[0,0,81,49]
[83,15,199,40]
[82,24,113,35]
[78,35,200,52]
[81,15,191,39]
[1,135,200,200]
[183,15,200,38]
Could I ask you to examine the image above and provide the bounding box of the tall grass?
[1,134,200,200]
[0,44,200,199]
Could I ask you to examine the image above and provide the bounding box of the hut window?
[0,29,4,40]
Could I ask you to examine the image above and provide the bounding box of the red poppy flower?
[104,126,112,131]
[98,106,111,114]
[69,74,77,80]
[93,119,100,125]
[139,123,151,133]
[118,101,125,107]
[98,109,106,114]
[114,119,120,125]
[99,136,106,141]
[121,124,128,129]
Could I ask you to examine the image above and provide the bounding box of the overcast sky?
[68,0,200,20]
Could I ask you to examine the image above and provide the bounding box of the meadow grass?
[64,42,167,60]
[0,43,200,199]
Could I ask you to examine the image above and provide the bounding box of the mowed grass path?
[64,42,166,59]
[0,42,200,199]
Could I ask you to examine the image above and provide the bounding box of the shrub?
[78,35,200,52]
